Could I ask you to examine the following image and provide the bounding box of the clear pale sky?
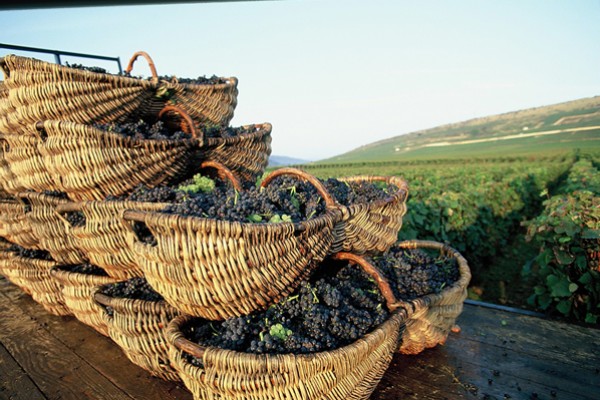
[1,0,599,160]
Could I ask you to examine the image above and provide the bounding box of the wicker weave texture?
[336,176,409,254]
[166,311,405,400]
[0,199,39,249]
[2,133,55,192]
[20,192,86,264]
[0,252,70,316]
[0,54,162,134]
[68,201,167,279]
[201,124,272,184]
[50,266,117,336]
[126,209,341,320]
[0,140,26,195]
[396,240,471,355]
[94,291,181,381]
[0,54,239,134]
[36,120,198,201]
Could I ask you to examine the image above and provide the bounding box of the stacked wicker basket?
[0,51,471,399]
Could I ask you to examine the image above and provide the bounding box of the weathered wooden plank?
[457,304,600,373]
[0,279,133,400]
[0,277,192,400]
[0,341,47,400]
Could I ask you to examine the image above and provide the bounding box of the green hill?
[321,96,600,163]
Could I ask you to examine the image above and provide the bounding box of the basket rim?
[202,122,272,147]
[390,239,472,312]
[1,54,238,90]
[35,119,199,149]
[93,287,178,315]
[167,308,407,363]
[50,264,115,283]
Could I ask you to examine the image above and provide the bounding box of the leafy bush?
[523,159,600,324]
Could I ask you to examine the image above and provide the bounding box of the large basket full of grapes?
[157,105,272,185]
[93,277,181,381]
[56,161,242,280]
[18,191,87,264]
[50,263,118,336]
[347,240,471,355]
[1,132,54,192]
[0,198,39,249]
[29,115,201,200]
[123,168,344,320]
[0,244,71,316]
[262,169,410,254]
[0,51,238,135]
[165,253,407,399]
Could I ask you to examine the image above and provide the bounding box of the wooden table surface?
[1,276,599,400]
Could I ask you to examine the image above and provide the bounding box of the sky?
[1,0,599,161]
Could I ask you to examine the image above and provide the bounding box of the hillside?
[321,96,600,163]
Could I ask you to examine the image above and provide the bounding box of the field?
[282,147,600,324]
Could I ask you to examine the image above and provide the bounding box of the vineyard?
[290,149,600,324]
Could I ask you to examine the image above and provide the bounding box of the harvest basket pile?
[0,51,470,399]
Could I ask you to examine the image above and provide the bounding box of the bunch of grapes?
[323,179,398,207]
[65,62,108,74]
[375,247,460,301]
[93,120,191,141]
[63,263,109,277]
[182,257,389,363]
[156,75,229,85]
[99,277,163,302]
[7,244,53,261]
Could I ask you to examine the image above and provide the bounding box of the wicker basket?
[123,169,344,320]
[1,133,55,192]
[165,258,406,400]
[334,240,471,355]
[0,198,39,249]
[156,105,272,185]
[33,119,200,201]
[394,240,471,355]
[50,264,118,336]
[0,249,70,316]
[93,282,181,381]
[0,52,238,134]
[58,161,242,280]
[260,169,410,255]
[0,136,27,195]
[19,191,86,264]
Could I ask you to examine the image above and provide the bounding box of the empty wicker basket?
[94,280,181,381]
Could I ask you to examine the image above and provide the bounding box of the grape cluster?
[323,179,398,207]
[7,244,53,261]
[100,277,163,302]
[200,124,241,139]
[375,247,460,301]
[166,175,326,223]
[156,75,228,85]
[65,62,108,74]
[182,258,389,363]
[93,120,191,141]
[64,263,109,276]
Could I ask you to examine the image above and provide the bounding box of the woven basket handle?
[157,105,201,142]
[259,168,337,209]
[124,51,158,82]
[199,160,242,192]
[330,252,401,312]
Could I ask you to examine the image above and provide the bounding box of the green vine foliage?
[523,159,600,324]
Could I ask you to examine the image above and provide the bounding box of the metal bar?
[0,43,121,69]
[464,299,546,318]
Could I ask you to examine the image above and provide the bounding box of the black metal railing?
[0,43,123,73]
